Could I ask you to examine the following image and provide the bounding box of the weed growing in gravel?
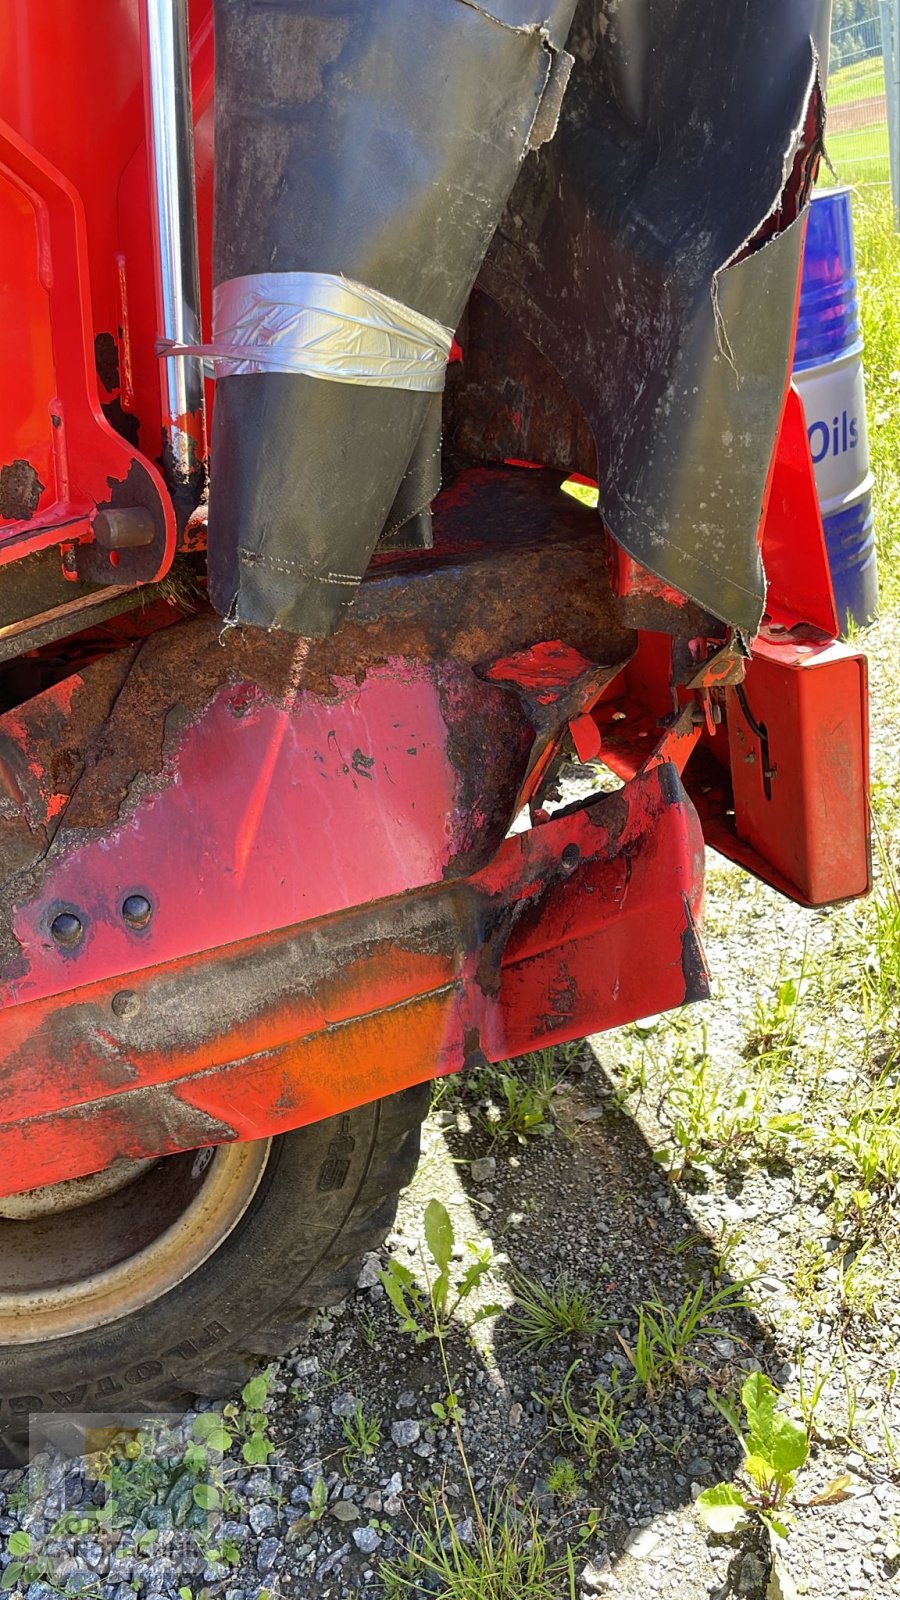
[698,1373,810,1538]
[1,1529,104,1599]
[483,1050,563,1142]
[837,1242,883,1321]
[380,1198,501,1343]
[861,887,900,1029]
[747,969,804,1063]
[546,1458,581,1503]
[548,1362,638,1478]
[796,1357,833,1442]
[0,1384,276,1594]
[652,1033,800,1179]
[621,1280,749,1394]
[340,1398,382,1467]
[467,1041,584,1143]
[508,1269,609,1355]
[379,1489,591,1600]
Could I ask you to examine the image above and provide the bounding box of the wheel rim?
[0,1141,272,1344]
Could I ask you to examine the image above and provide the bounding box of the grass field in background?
[823,122,892,187]
[826,53,887,108]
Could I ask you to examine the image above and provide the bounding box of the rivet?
[122,893,153,929]
[112,990,142,1020]
[561,843,581,872]
[50,911,84,948]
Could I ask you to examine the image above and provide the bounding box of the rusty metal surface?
[0,763,706,1198]
[0,464,716,1200]
[0,1142,269,1340]
[0,467,635,1006]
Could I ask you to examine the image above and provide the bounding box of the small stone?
[509,1402,524,1428]
[352,1527,382,1555]
[144,1560,178,1592]
[318,1541,350,1577]
[249,1502,276,1534]
[384,1472,403,1496]
[383,1495,403,1516]
[581,1556,612,1591]
[293,1356,319,1379]
[356,1254,382,1290]
[363,1492,383,1513]
[396,1390,416,1411]
[257,1536,281,1573]
[625,1527,660,1560]
[455,1517,475,1544]
[331,1391,358,1417]
[736,1553,767,1595]
[332,1501,361,1524]
[391,1419,420,1446]
[470,1156,496,1184]
[686,1457,713,1478]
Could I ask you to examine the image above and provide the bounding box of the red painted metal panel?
[723,634,870,905]
[0,763,707,1198]
[4,665,465,1007]
[758,384,839,636]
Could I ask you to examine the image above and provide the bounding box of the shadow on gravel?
[396,1035,790,1590]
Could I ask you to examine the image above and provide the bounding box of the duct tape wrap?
[160,273,454,392]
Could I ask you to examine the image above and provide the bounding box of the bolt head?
[111,989,142,1020]
[50,911,84,948]
[122,893,153,929]
[561,843,581,872]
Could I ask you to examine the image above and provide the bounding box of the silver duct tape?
[159,272,454,393]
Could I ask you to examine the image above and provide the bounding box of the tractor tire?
[0,1083,430,1462]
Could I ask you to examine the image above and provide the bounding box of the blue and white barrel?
[793,186,878,630]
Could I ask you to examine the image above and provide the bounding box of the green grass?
[826,56,887,110]
[822,124,892,187]
[508,1270,609,1355]
[852,190,900,607]
[379,1492,587,1600]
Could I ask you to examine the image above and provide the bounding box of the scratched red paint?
[5,665,462,1008]
[0,764,709,1197]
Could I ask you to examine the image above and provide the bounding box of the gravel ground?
[0,610,897,1600]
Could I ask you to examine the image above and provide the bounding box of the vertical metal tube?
[142,0,207,514]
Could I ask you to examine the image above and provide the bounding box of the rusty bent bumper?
[0,760,706,1198]
[0,473,710,1199]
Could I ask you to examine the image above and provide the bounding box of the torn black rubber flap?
[208,0,577,636]
[477,0,831,636]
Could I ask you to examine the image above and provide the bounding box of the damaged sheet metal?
[0,469,635,1005]
[207,0,577,635]
[476,0,831,634]
[0,762,707,1197]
